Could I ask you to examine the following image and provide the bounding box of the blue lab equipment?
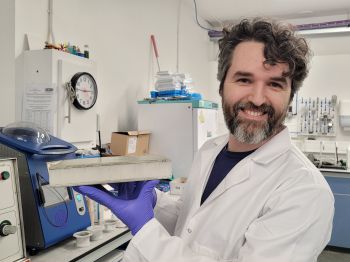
[0,122,90,254]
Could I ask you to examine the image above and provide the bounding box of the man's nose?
[248,84,267,107]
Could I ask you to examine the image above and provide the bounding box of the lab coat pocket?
[220,257,234,262]
[191,242,234,261]
[191,242,221,260]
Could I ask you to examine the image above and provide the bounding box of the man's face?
[221,41,292,145]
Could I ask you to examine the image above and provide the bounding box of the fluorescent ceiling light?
[298,27,350,36]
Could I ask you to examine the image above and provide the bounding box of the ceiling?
[193,0,350,26]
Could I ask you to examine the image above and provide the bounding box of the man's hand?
[112,182,141,199]
[74,180,159,235]
[110,181,157,207]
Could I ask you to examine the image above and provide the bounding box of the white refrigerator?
[138,100,218,178]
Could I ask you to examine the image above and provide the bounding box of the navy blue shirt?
[201,145,254,205]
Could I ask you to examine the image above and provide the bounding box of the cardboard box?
[110,131,151,156]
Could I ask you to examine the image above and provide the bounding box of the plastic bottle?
[84,44,90,59]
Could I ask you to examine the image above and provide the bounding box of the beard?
[223,100,287,144]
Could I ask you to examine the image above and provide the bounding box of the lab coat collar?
[193,135,227,203]
[198,135,249,209]
[211,134,229,147]
[197,127,291,209]
[209,127,292,166]
[250,127,292,165]
[199,135,227,186]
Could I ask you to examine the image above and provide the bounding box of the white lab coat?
[123,128,334,262]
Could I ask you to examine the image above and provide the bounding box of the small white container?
[87,225,104,241]
[104,219,117,232]
[73,230,92,247]
[170,177,187,195]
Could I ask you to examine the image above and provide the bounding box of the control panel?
[72,189,87,216]
[0,159,26,262]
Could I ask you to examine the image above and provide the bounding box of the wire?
[193,0,213,31]
[176,0,182,73]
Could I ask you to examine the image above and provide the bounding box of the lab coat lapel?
[201,156,251,208]
[195,128,292,210]
[192,136,228,209]
[194,135,251,210]
[250,127,291,165]
[198,141,224,192]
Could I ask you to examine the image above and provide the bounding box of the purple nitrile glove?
[111,181,144,200]
[110,181,157,207]
[74,180,159,235]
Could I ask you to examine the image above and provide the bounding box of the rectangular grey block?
[47,155,172,187]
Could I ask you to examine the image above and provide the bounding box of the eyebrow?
[233,71,253,78]
[233,71,288,85]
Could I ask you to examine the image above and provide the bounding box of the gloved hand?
[110,181,157,207]
[74,180,159,235]
[111,181,145,200]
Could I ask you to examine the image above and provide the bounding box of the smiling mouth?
[240,109,267,120]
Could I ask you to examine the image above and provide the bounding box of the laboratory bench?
[28,227,132,262]
[321,168,350,249]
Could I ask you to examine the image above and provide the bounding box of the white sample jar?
[104,219,117,232]
[87,225,104,241]
[73,230,92,247]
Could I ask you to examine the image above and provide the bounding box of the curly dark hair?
[218,18,311,101]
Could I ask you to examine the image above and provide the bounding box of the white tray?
[47,154,172,187]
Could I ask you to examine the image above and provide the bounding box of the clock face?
[71,72,98,110]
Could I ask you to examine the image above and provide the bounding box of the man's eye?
[270,82,283,88]
[237,78,251,84]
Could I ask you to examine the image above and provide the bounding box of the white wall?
[0,0,15,126]
[13,0,213,143]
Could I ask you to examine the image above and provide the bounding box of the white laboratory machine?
[0,158,27,262]
[138,100,218,178]
[339,99,350,131]
[16,49,98,149]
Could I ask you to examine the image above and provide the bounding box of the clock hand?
[76,88,93,93]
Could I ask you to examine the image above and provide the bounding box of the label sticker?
[127,137,137,154]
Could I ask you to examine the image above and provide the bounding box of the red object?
[150,35,161,71]
[150,35,159,58]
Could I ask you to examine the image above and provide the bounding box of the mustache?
[234,102,275,116]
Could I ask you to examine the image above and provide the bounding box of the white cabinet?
[138,101,218,178]
[16,50,97,149]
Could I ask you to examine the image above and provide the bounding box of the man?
[75,18,334,261]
